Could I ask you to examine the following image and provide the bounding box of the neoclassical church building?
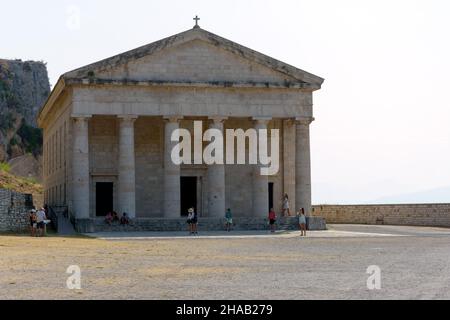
[37,22,324,232]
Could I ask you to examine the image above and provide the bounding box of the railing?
[47,206,58,231]
[48,205,70,233]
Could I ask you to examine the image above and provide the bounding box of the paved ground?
[1,224,450,300]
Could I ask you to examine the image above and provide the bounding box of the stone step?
[74,216,326,233]
[49,206,76,235]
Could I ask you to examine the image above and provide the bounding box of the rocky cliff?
[0,59,50,178]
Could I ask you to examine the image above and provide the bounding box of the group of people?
[105,211,130,225]
[29,207,50,237]
[268,206,307,236]
[186,194,308,237]
[186,207,233,235]
[281,193,307,235]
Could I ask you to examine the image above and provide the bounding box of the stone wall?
[42,92,72,209]
[0,189,34,233]
[312,204,450,227]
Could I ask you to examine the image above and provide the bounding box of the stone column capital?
[72,115,92,122]
[295,117,315,126]
[284,118,297,125]
[118,115,138,123]
[163,115,183,123]
[253,117,272,126]
[208,116,228,124]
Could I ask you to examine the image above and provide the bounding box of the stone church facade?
[37,26,324,232]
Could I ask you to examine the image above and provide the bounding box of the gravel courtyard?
[1,224,450,300]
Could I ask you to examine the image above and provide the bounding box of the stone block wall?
[0,189,34,233]
[86,115,287,219]
[312,204,450,227]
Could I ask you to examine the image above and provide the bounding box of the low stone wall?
[75,216,327,233]
[0,189,34,233]
[312,204,450,227]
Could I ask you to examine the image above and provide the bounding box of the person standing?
[268,208,277,233]
[29,209,37,237]
[282,194,291,217]
[191,208,198,235]
[187,208,198,235]
[36,208,47,237]
[298,208,307,237]
[225,208,233,232]
[187,208,194,234]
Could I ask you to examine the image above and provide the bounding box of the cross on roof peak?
[193,15,200,28]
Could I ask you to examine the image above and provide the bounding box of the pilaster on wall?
[283,119,296,213]
[295,117,314,216]
[71,115,91,219]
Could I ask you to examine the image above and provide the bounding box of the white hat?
[188,208,194,213]
[31,209,37,213]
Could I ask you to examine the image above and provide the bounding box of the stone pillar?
[295,117,314,215]
[253,118,271,217]
[207,117,227,217]
[283,119,296,213]
[118,115,137,218]
[164,116,182,218]
[72,116,91,219]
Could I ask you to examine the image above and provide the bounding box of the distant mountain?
[0,59,50,179]
[367,186,450,204]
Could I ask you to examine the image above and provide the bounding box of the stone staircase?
[80,216,327,233]
[49,206,76,235]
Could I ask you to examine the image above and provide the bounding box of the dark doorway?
[180,177,197,217]
[96,182,113,217]
[268,182,274,211]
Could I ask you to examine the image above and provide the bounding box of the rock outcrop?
[0,59,50,178]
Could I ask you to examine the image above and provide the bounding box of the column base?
[74,219,95,233]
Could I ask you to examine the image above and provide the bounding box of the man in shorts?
[36,208,47,237]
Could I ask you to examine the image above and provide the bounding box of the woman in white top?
[282,194,291,217]
[298,208,307,237]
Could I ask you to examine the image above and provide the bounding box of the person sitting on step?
[105,212,113,225]
[112,211,120,223]
[120,212,130,225]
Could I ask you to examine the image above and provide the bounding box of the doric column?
[164,116,182,218]
[295,117,314,215]
[207,117,227,217]
[253,117,271,217]
[72,115,91,219]
[283,119,296,213]
[118,115,137,218]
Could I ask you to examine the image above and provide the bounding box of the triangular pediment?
[64,28,324,88]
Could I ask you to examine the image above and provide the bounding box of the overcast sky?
[2,0,449,204]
